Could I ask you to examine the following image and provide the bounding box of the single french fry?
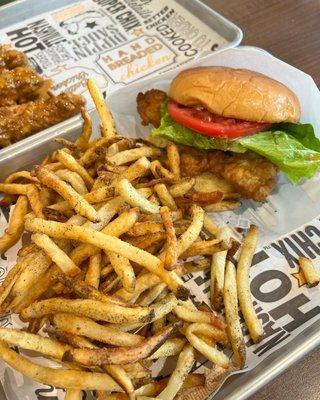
[31,233,80,277]
[224,261,246,368]
[26,184,44,218]
[0,327,70,359]
[52,313,143,347]
[106,365,135,400]
[211,227,231,311]
[176,205,204,256]
[154,184,177,211]
[0,183,29,195]
[110,147,161,166]
[185,323,229,369]
[85,253,102,289]
[147,338,186,360]
[118,179,159,214]
[55,169,88,195]
[157,344,195,400]
[237,225,263,343]
[169,178,195,198]
[5,171,38,184]
[166,142,180,178]
[34,166,99,222]
[0,341,122,391]
[87,78,116,139]
[298,257,320,287]
[63,322,181,366]
[173,305,225,330]
[0,195,28,254]
[160,206,178,269]
[75,108,92,150]
[108,252,136,293]
[56,149,94,189]
[21,297,154,325]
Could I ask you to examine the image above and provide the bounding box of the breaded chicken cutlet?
[137,89,278,202]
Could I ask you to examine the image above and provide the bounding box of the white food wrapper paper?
[1,47,320,399]
[0,0,231,108]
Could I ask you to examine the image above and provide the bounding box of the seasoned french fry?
[157,344,195,400]
[154,184,177,211]
[176,205,204,256]
[147,338,186,360]
[56,149,94,189]
[237,225,263,343]
[211,227,231,311]
[0,327,70,359]
[108,252,136,293]
[0,195,28,254]
[169,178,195,198]
[87,78,116,139]
[85,253,102,289]
[0,183,29,195]
[224,261,246,368]
[63,322,181,366]
[34,166,99,222]
[166,142,180,178]
[298,257,320,287]
[75,108,92,150]
[55,169,88,195]
[173,305,225,330]
[180,239,229,259]
[160,206,178,269]
[21,297,154,324]
[5,171,38,184]
[106,365,135,400]
[109,147,161,166]
[185,323,229,369]
[127,221,163,237]
[52,313,143,346]
[80,137,111,167]
[118,179,159,214]
[26,184,44,218]
[31,233,80,277]
[0,341,122,391]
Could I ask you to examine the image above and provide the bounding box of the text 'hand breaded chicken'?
[137,89,278,202]
[0,93,85,148]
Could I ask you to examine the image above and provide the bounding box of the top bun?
[168,67,300,123]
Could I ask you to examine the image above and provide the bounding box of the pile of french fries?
[0,79,264,400]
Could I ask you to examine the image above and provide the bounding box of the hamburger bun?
[168,67,300,123]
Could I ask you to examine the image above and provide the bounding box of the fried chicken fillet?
[136,90,278,201]
[0,93,85,148]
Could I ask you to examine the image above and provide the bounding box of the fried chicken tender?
[0,67,47,106]
[0,44,28,70]
[137,89,167,127]
[180,148,277,201]
[0,93,85,148]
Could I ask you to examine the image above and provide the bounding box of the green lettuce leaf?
[151,102,320,184]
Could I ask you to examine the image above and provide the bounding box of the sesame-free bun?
[168,67,300,123]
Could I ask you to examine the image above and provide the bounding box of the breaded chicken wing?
[0,67,47,106]
[136,89,167,127]
[0,45,28,70]
[0,93,85,148]
[180,148,277,201]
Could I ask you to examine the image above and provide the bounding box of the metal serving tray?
[0,0,242,163]
[1,46,320,400]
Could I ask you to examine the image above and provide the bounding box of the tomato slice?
[168,100,271,139]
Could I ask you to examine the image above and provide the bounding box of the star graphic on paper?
[292,267,307,287]
[86,21,97,29]
[132,27,143,37]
